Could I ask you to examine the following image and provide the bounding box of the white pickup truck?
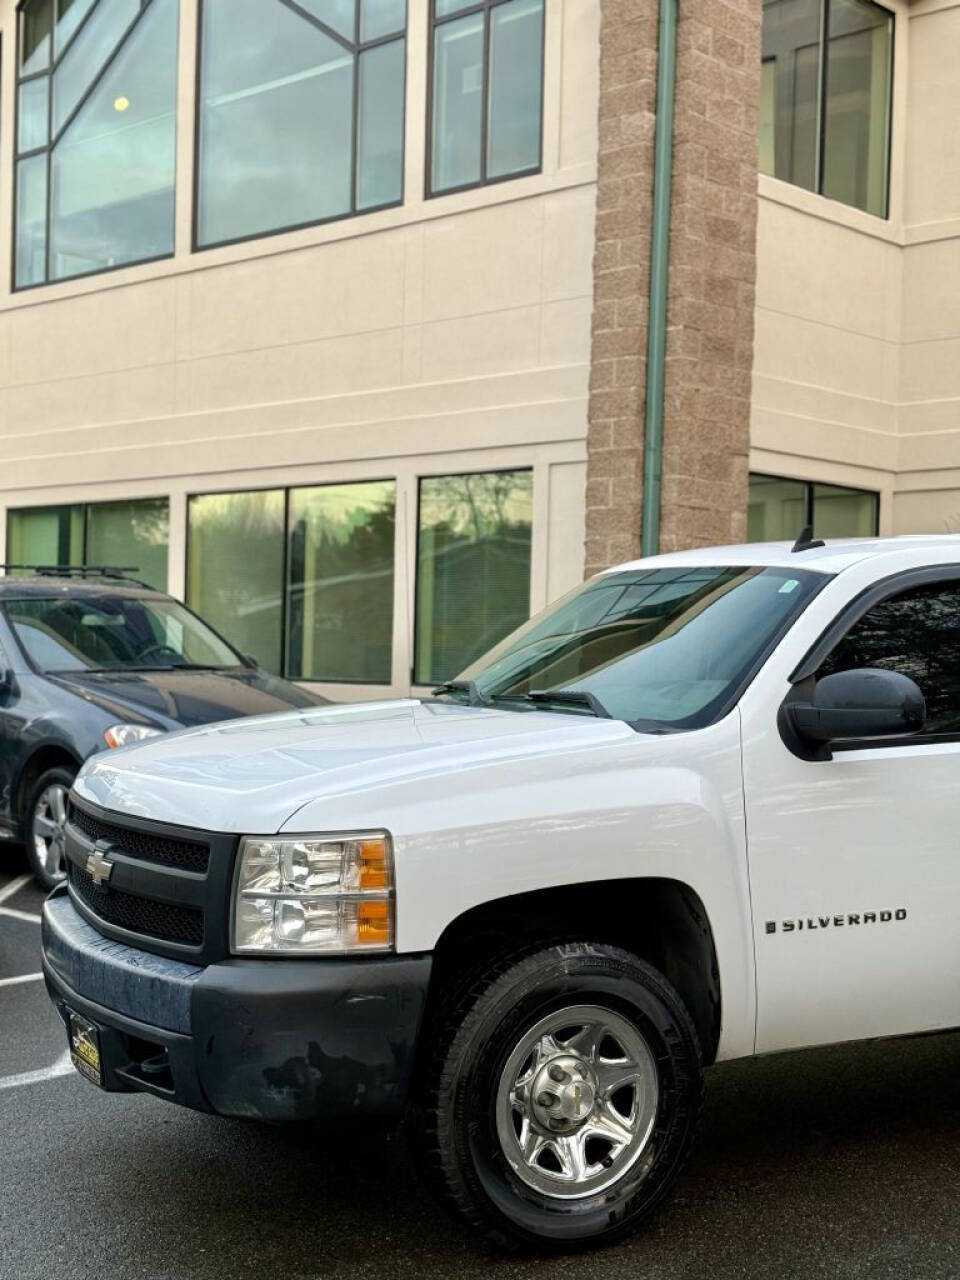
[41,535,957,1249]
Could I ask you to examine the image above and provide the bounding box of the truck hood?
[73,698,636,833]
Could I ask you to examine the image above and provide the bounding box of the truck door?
[742,571,960,1053]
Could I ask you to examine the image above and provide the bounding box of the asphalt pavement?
[4,846,960,1280]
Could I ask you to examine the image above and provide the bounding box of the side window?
[819,581,960,735]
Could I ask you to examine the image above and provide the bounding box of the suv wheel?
[416,941,703,1251]
[25,766,76,891]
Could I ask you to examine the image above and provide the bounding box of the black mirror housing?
[786,667,926,746]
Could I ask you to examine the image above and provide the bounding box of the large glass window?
[747,474,878,542]
[287,482,395,683]
[187,490,285,675]
[819,582,960,736]
[6,498,169,589]
[759,0,893,217]
[14,0,179,288]
[196,0,406,249]
[415,469,532,685]
[188,481,396,682]
[430,0,544,196]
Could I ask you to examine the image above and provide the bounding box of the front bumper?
[42,889,432,1123]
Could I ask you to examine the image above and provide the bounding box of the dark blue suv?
[0,567,327,889]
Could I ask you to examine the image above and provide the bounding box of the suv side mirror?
[786,668,926,746]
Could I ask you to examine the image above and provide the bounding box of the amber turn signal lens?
[359,838,390,890]
[357,900,392,946]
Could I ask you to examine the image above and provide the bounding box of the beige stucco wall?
[752,0,960,536]
[0,0,600,698]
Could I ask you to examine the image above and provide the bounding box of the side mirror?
[785,668,926,746]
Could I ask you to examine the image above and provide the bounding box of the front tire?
[24,766,76,891]
[417,942,703,1251]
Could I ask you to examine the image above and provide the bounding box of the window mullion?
[815,0,829,196]
[49,0,101,73]
[479,1,491,183]
[49,4,143,149]
[278,0,357,53]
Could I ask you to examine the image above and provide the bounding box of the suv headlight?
[104,724,164,749]
[231,833,395,955]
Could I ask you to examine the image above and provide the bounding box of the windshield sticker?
[779,579,800,594]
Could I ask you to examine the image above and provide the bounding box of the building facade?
[0,0,956,700]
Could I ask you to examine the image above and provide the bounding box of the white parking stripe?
[0,906,41,925]
[0,1049,74,1092]
[0,972,43,988]
[0,874,31,905]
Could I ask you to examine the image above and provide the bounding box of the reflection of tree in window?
[286,483,396,684]
[415,471,533,684]
[819,584,960,734]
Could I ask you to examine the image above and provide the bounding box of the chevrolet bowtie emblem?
[86,849,114,888]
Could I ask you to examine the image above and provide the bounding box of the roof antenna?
[791,524,825,554]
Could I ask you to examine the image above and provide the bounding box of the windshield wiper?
[431,680,491,707]
[524,689,612,719]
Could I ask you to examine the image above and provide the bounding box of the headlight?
[104,724,165,749]
[231,833,395,955]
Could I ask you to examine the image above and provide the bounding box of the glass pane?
[7,505,83,568]
[760,0,822,193]
[812,483,878,537]
[436,0,474,14]
[55,0,97,57]
[758,59,775,174]
[819,583,960,734]
[431,12,483,192]
[18,76,50,153]
[52,0,139,135]
[357,40,404,209]
[361,0,405,41]
[16,154,48,288]
[50,0,178,282]
[22,0,53,74]
[187,491,285,675]
[198,0,354,247]
[822,0,892,217]
[415,471,533,685]
[488,0,543,179]
[85,499,170,592]
[297,0,356,41]
[747,475,808,541]
[286,482,396,683]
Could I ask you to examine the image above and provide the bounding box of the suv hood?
[51,667,323,730]
[74,699,636,833]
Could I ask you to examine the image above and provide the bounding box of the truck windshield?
[3,594,242,674]
[454,565,825,731]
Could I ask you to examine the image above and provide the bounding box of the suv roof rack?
[0,564,155,590]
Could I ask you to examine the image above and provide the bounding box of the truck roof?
[606,535,960,577]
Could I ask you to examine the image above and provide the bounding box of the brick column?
[585,0,762,574]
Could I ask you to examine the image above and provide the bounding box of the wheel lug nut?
[548,1065,567,1083]
[537,1092,556,1107]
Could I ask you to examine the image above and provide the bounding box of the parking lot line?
[0,972,43,988]
[0,1050,74,1092]
[0,905,41,925]
[0,874,31,905]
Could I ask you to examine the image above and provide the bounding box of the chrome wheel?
[32,783,69,883]
[495,1004,659,1201]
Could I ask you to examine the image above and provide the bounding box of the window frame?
[759,0,895,220]
[411,464,534,686]
[12,0,178,292]
[192,0,409,253]
[748,472,880,540]
[425,0,546,200]
[786,564,960,752]
[5,496,171,586]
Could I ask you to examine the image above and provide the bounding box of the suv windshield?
[3,593,242,674]
[454,565,825,730]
